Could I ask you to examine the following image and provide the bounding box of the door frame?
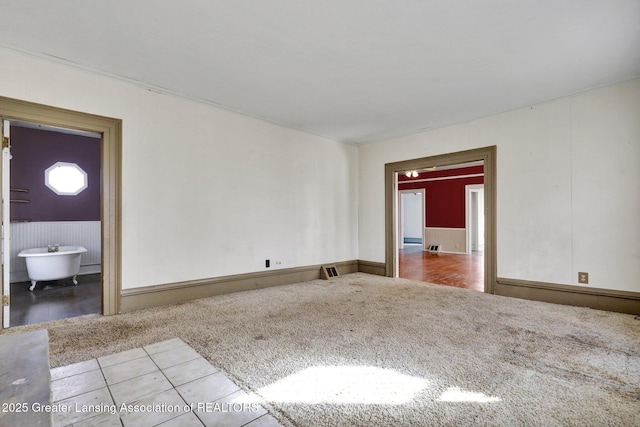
[465,184,484,254]
[0,96,122,320]
[2,120,10,327]
[385,146,496,293]
[397,189,425,250]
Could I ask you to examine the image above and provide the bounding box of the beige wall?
[424,228,466,254]
[0,47,359,290]
[359,79,640,292]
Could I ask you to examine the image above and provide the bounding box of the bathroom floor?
[9,273,101,327]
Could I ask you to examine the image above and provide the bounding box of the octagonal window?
[45,162,88,196]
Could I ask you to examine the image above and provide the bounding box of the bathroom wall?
[10,126,100,221]
[10,222,101,282]
[9,125,102,282]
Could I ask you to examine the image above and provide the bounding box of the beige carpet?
[4,273,639,426]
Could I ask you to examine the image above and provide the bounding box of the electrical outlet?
[265,259,270,268]
[578,272,589,284]
[275,261,282,265]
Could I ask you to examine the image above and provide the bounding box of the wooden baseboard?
[120,262,638,315]
[496,277,640,315]
[357,260,386,276]
[120,260,359,313]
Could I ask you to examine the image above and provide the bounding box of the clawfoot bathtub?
[17,246,87,291]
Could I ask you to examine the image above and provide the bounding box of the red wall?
[398,165,483,228]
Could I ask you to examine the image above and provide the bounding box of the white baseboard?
[10,264,102,283]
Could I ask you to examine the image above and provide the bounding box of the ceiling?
[1,1,639,144]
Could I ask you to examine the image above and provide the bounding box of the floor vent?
[426,244,442,254]
[321,265,340,280]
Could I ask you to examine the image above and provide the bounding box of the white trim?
[10,265,101,283]
[2,120,10,327]
[393,173,399,277]
[45,161,88,196]
[399,173,483,185]
[423,226,463,231]
[398,189,425,250]
[11,121,101,139]
[465,184,484,255]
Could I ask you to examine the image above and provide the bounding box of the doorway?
[1,96,121,328]
[385,146,496,293]
[466,184,484,254]
[396,162,484,290]
[398,189,425,250]
[6,122,102,326]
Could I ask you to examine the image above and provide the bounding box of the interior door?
[1,119,10,328]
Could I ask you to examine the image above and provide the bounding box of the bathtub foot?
[72,275,78,285]
[29,280,37,291]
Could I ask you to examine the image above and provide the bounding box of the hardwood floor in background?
[399,245,484,292]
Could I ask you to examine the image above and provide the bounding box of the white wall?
[0,48,358,289]
[359,79,640,292]
[2,47,638,294]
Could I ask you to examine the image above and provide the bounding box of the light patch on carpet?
[438,387,501,403]
[256,365,429,405]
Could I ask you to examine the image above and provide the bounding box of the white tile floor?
[50,338,283,427]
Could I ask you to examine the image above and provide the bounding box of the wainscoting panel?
[10,221,101,282]
[424,227,466,253]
